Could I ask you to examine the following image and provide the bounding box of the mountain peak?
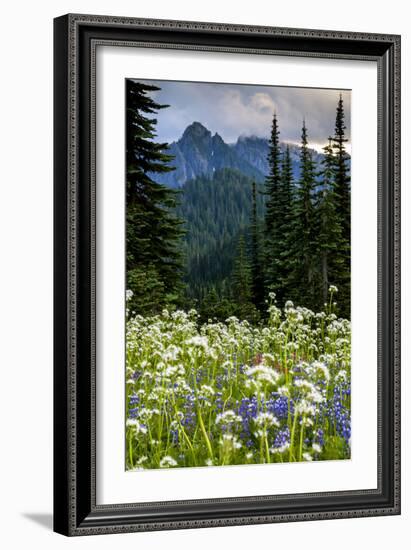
[212,132,225,144]
[182,121,211,140]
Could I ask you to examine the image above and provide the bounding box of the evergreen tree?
[249,181,264,309]
[331,95,351,317]
[286,122,318,309]
[315,140,345,307]
[126,265,165,317]
[232,234,257,321]
[200,286,219,320]
[126,79,184,315]
[199,286,236,322]
[264,113,282,298]
[332,94,351,244]
[277,145,295,303]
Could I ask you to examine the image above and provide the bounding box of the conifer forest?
[125,79,352,470]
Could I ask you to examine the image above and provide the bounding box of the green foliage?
[314,140,348,312]
[250,181,265,310]
[284,122,319,310]
[260,101,351,317]
[264,113,283,299]
[330,95,351,318]
[277,145,296,302]
[127,265,165,316]
[332,94,351,244]
[200,286,236,321]
[126,80,185,311]
[176,168,264,319]
[231,234,259,322]
[322,436,347,461]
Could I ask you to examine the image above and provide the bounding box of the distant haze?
[133,79,351,153]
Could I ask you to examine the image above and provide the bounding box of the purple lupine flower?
[128,407,139,419]
[273,427,290,448]
[267,395,291,419]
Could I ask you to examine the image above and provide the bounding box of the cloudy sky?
[135,79,351,152]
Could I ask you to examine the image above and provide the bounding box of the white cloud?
[137,79,351,148]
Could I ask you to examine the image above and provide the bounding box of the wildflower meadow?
[126,288,351,470]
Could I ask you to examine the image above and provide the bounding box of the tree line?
[247,101,351,318]
[126,79,351,321]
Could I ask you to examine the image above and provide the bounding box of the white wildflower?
[159,456,178,468]
[138,408,160,421]
[270,442,290,454]
[294,399,316,416]
[216,410,242,426]
[245,365,280,386]
[309,388,325,404]
[278,385,290,396]
[187,335,208,348]
[253,412,280,429]
[126,419,147,435]
[294,379,315,390]
[219,433,242,450]
[336,369,348,382]
[310,362,330,383]
[126,419,138,427]
[200,384,215,398]
[302,417,314,427]
[163,345,181,362]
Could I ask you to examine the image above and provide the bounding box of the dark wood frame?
[54,13,401,536]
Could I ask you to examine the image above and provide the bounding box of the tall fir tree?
[286,122,318,309]
[314,139,346,308]
[277,145,295,303]
[126,79,184,315]
[232,234,257,321]
[264,113,282,299]
[249,181,264,309]
[332,94,351,243]
[331,95,351,317]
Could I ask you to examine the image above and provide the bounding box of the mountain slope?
[176,168,264,302]
[155,122,325,188]
[232,136,324,181]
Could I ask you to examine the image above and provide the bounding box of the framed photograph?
[53,14,401,536]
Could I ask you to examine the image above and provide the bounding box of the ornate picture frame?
[53,14,400,536]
